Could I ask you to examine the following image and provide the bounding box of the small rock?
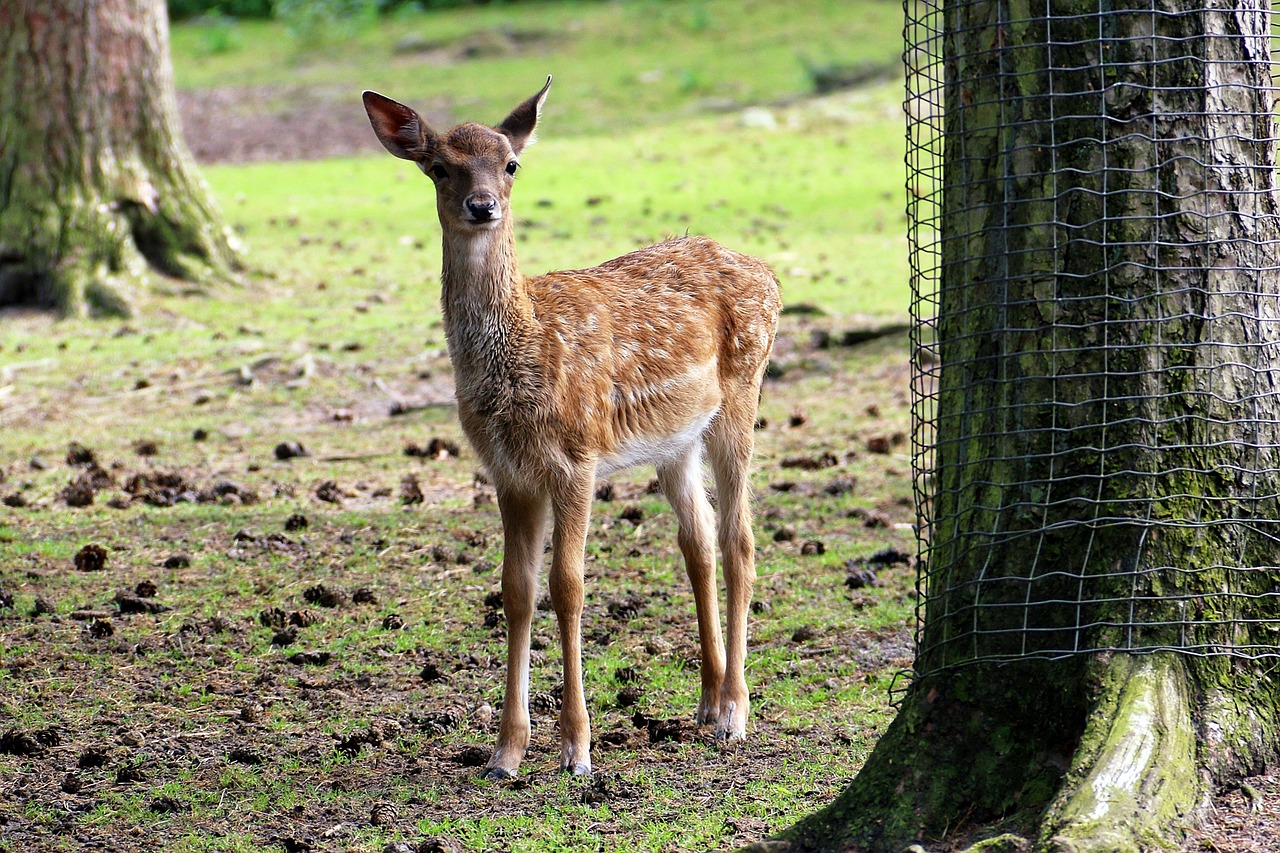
[66,442,97,466]
[228,748,263,765]
[274,441,308,461]
[800,540,825,556]
[845,568,879,589]
[453,745,489,767]
[0,729,46,756]
[643,637,673,656]
[598,730,630,747]
[613,665,642,684]
[781,452,838,470]
[272,627,298,646]
[824,477,857,496]
[115,763,147,784]
[284,513,308,532]
[114,590,167,615]
[417,837,463,853]
[315,480,344,503]
[618,505,644,524]
[740,106,777,129]
[148,795,185,813]
[163,554,191,569]
[61,479,95,507]
[400,474,425,505]
[607,594,646,621]
[287,651,331,666]
[78,747,109,768]
[86,618,114,639]
[866,547,914,567]
[382,613,406,630]
[848,506,893,529]
[791,625,816,643]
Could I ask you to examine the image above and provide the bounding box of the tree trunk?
[0,0,241,316]
[767,1,1280,850]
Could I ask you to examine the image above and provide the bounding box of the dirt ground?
[171,87,1280,853]
[0,85,1274,853]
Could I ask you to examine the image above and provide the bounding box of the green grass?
[0,2,916,851]
[169,0,904,134]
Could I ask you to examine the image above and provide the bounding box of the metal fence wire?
[905,0,1280,675]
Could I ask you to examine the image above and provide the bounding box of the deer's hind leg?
[657,443,725,726]
[705,396,760,741]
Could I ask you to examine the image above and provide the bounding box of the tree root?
[768,653,1217,853]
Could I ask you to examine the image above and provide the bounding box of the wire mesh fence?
[905,0,1280,676]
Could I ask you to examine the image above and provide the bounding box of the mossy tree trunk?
[773,1,1280,851]
[0,0,241,317]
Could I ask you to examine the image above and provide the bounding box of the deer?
[362,77,780,778]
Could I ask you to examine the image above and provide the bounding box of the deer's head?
[362,78,551,234]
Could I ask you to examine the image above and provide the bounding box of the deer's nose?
[465,194,499,221]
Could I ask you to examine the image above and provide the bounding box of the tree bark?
[0,0,241,316]
[768,1,1280,850]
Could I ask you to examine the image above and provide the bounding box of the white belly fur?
[598,407,719,476]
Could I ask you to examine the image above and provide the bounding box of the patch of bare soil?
[1179,776,1280,853]
[177,85,392,164]
[176,26,559,164]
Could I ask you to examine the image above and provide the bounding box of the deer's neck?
[439,224,537,390]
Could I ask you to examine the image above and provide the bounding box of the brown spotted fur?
[363,78,780,778]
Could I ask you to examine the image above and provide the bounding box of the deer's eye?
[505,160,519,176]
[428,164,448,181]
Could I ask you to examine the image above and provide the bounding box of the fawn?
[362,78,780,778]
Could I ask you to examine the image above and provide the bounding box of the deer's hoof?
[562,761,592,776]
[479,765,517,781]
[715,700,748,742]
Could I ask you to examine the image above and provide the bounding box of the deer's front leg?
[549,470,595,775]
[482,486,549,780]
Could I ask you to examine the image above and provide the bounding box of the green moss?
[1038,654,1199,852]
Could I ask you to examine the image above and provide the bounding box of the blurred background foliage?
[169,0,574,21]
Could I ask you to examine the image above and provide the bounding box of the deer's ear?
[497,76,552,155]
[363,90,436,161]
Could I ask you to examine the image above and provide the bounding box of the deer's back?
[531,236,779,376]
[510,236,779,472]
